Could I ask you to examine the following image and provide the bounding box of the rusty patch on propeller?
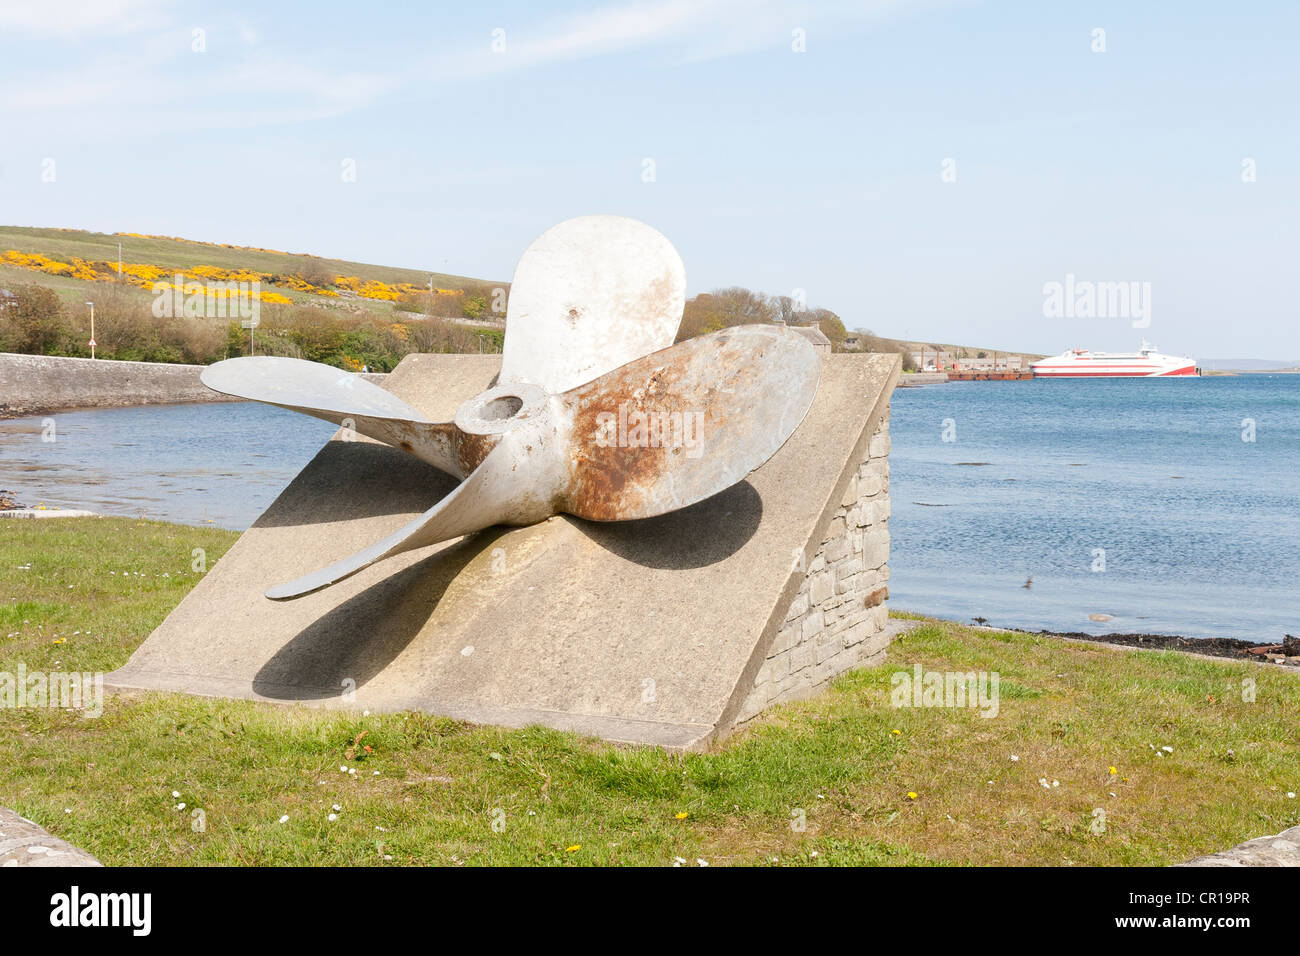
[563,332,755,520]
[454,430,501,477]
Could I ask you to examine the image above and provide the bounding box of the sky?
[1,0,1297,359]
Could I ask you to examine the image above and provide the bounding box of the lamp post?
[86,302,95,359]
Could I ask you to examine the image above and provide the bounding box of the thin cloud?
[0,0,166,36]
[435,0,941,78]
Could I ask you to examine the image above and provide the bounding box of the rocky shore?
[1048,629,1300,668]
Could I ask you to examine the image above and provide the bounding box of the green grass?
[1,518,1297,866]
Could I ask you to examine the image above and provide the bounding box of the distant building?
[790,322,831,357]
[949,354,1025,371]
[910,349,954,370]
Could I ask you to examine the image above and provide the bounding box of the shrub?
[289,257,336,288]
[0,283,73,354]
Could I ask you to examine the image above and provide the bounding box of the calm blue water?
[0,403,335,529]
[890,376,1300,643]
[3,377,1297,642]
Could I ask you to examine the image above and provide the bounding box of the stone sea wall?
[0,352,234,418]
[0,352,385,418]
[734,408,893,724]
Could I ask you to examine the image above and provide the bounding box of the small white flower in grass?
[672,856,686,867]
[1052,780,1059,788]
[1288,792,1296,799]
[373,771,379,776]
[64,808,72,814]
[340,765,348,773]
[176,803,185,811]
[278,814,289,824]
[1161,746,1173,753]
[383,855,393,861]
[1038,778,1050,789]
[328,814,338,822]
[172,790,180,798]
[1009,755,1019,762]
[363,710,370,716]
[810,851,819,858]
[332,804,342,812]
[375,826,387,832]
[696,859,709,867]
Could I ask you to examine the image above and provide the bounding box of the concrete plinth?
[107,351,900,749]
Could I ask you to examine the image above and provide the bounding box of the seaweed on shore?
[1045,629,1295,663]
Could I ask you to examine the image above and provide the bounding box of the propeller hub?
[454,382,549,436]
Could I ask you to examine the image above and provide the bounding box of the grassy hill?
[0,226,508,369]
[893,338,1046,363]
[0,226,503,308]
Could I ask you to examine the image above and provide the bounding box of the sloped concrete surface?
[1178,825,1300,866]
[107,352,899,748]
[0,807,102,867]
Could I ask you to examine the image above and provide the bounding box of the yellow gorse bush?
[4,243,472,306]
[5,251,303,304]
[0,250,437,304]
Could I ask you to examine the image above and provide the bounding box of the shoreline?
[5,506,1292,657]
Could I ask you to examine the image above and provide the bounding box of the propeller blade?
[499,215,685,394]
[201,356,477,476]
[557,325,820,521]
[265,401,563,599]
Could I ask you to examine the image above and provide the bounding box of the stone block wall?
[735,408,892,724]
[0,352,388,418]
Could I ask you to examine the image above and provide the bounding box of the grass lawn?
[1,518,1296,866]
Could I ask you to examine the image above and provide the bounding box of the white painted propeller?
[201,216,820,599]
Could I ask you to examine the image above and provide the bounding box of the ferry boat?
[1031,341,1199,378]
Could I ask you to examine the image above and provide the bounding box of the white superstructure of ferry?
[1031,341,1199,377]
